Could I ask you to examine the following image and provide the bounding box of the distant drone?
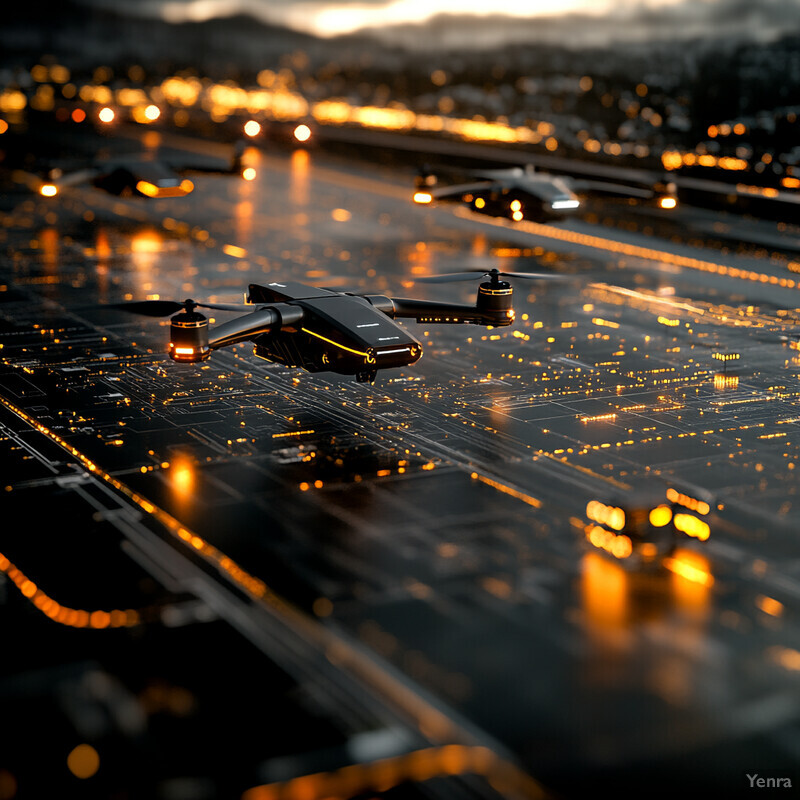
[39,140,251,199]
[413,163,675,222]
[114,270,561,382]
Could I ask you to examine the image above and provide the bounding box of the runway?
[2,123,800,797]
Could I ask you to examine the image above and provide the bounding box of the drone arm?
[208,304,304,350]
[367,296,504,326]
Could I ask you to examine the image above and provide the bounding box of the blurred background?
[2,0,799,186]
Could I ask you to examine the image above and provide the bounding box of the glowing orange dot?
[98,106,115,123]
[71,108,86,123]
[67,744,100,779]
[90,610,110,629]
[244,119,261,137]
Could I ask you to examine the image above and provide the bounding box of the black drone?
[40,140,249,199]
[114,269,560,382]
[414,163,670,222]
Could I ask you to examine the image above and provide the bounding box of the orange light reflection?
[290,148,310,207]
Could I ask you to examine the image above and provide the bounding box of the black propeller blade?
[109,299,255,316]
[198,301,257,312]
[415,268,564,284]
[109,300,186,316]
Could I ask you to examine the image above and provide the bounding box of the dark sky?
[77,0,800,47]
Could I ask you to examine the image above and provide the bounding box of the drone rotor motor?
[476,272,514,326]
[169,301,211,362]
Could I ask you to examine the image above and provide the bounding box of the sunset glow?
[160,0,690,38]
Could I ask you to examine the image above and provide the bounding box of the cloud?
[355,0,800,49]
[76,0,800,47]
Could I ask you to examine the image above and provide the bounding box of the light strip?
[455,207,800,289]
[0,550,141,628]
[301,327,369,357]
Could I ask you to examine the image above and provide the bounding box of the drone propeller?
[414,268,563,284]
[109,299,255,316]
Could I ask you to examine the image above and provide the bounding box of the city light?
[293,123,312,142]
[244,119,261,137]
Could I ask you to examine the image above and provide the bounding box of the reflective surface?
[2,121,800,798]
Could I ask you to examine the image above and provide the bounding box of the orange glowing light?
[244,119,261,137]
[71,108,86,123]
[665,550,714,587]
[67,745,100,779]
[135,179,192,198]
[143,104,160,121]
[659,196,677,209]
[586,525,632,559]
[98,106,115,123]
[413,191,433,204]
[586,500,626,531]
[130,230,162,254]
[293,123,312,142]
[40,184,58,197]
[581,551,627,630]
[135,180,159,197]
[756,595,783,617]
[242,167,257,181]
[649,505,673,527]
[673,513,710,540]
[222,243,247,258]
[170,458,195,499]
[666,488,710,515]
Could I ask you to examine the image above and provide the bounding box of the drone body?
[121,270,557,382]
[243,281,425,382]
